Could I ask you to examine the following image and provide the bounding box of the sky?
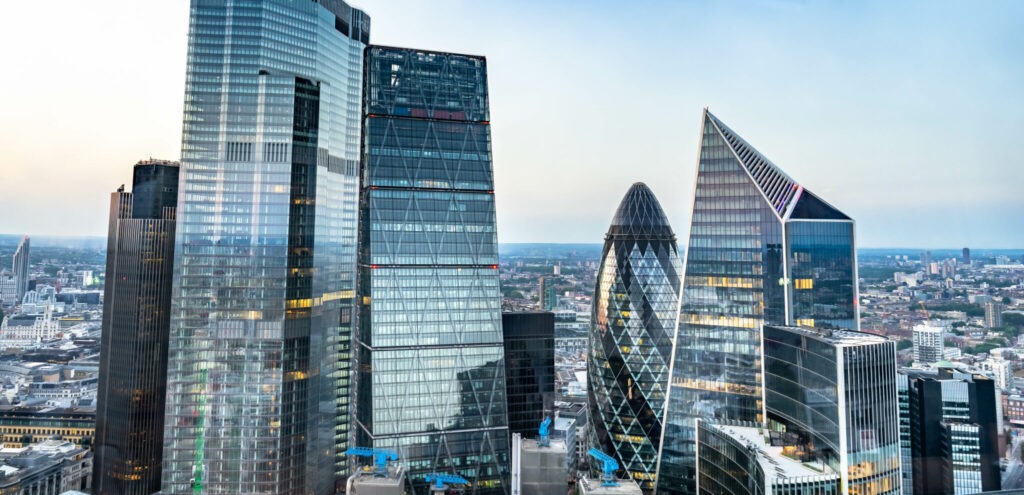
[1,1,1021,248]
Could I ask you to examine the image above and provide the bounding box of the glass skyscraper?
[162,1,368,493]
[589,183,681,493]
[95,160,179,495]
[657,110,858,495]
[355,46,510,495]
[762,325,901,495]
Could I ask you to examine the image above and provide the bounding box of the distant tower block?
[963,247,971,264]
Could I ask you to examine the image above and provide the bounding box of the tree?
[897,339,913,351]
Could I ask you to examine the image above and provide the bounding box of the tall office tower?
[539,277,558,311]
[900,366,1000,495]
[162,2,369,494]
[589,183,681,493]
[94,159,180,495]
[657,110,857,495]
[962,248,970,264]
[761,325,901,495]
[984,302,1003,328]
[355,46,510,495]
[11,236,29,303]
[502,312,556,439]
[912,324,944,367]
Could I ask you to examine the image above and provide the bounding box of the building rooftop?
[709,424,838,481]
[768,325,889,347]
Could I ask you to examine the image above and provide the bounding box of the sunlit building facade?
[162,1,369,493]
[658,110,858,495]
[589,183,681,493]
[355,46,510,495]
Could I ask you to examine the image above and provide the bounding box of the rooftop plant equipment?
[587,448,620,486]
[344,447,399,477]
[538,417,552,447]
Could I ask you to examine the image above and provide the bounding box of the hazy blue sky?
[1,1,1021,247]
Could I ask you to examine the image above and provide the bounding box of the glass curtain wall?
[162,1,368,494]
[588,183,680,493]
[355,46,510,495]
[658,110,857,495]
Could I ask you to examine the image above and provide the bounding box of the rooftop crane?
[587,448,620,487]
[537,417,552,447]
[344,447,399,477]
[424,473,469,494]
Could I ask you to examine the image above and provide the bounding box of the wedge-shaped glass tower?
[589,183,681,493]
[656,110,858,495]
[355,46,510,495]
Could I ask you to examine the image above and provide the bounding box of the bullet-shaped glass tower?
[589,183,681,493]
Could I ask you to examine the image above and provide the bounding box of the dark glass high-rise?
[355,46,510,495]
[589,183,681,493]
[657,110,857,495]
[162,2,369,493]
[94,159,179,495]
[502,311,556,439]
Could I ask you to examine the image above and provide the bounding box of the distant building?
[590,183,681,493]
[539,277,558,311]
[0,406,95,448]
[503,312,556,439]
[0,272,17,307]
[979,357,1013,391]
[962,248,971,265]
[0,439,92,495]
[93,159,178,495]
[913,324,944,367]
[984,302,1003,328]
[11,236,30,304]
[899,366,1001,495]
[762,325,901,495]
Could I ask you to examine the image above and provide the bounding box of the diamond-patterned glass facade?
[657,110,857,495]
[355,46,510,495]
[162,1,368,493]
[589,183,681,494]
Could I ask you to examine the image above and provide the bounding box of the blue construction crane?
[538,417,552,447]
[424,473,468,492]
[587,448,620,486]
[344,447,398,477]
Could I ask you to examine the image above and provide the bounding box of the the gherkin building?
[589,183,682,494]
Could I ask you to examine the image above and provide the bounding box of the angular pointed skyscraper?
[656,110,858,495]
[589,183,681,493]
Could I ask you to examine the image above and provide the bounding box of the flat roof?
[766,325,888,347]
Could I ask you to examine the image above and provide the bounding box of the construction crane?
[587,448,620,487]
[537,417,552,447]
[344,447,398,477]
[424,473,468,494]
[919,301,930,320]
[191,369,209,495]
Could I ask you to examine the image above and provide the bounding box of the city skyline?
[2,1,1023,248]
